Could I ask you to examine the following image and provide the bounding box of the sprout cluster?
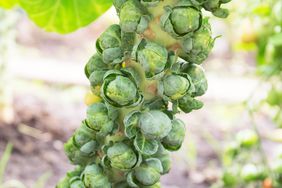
[57,0,231,187]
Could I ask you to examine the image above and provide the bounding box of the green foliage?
[238,0,282,128]
[0,0,112,33]
[57,0,231,187]
[0,0,19,9]
[20,0,113,33]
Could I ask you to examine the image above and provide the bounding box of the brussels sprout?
[124,111,141,138]
[96,24,124,65]
[73,121,96,148]
[236,129,259,148]
[178,94,204,113]
[152,145,171,174]
[84,54,108,78]
[89,70,107,89]
[70,179,85,188]
[127,163,161,187]
[160,2,202,39]
[240,164,267,182]
[64,137,96,166]
[180,19,214,64]
[119,0,150,33]
[158,73,192,100]
[132,39,169,78]
[181,63,208,96]
[57,168,84,188]
[101,70,143,107]
[82,164,111,188]
[162,119,186,151]
[86,103,109,131]
[106,142,138,170]
[139,110,172,140]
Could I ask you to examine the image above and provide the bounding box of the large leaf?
[0,0,19,9]
[19,0,113,33]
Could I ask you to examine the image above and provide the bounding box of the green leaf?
[0,143,13,184]
[0,0,19,9]
[134,132,159,156]
[19,0,113,33]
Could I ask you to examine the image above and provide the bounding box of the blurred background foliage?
[0,0,281,187]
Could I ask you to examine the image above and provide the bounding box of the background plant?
[213,0,282,187]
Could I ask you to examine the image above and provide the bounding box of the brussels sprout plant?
[52,0,232,187]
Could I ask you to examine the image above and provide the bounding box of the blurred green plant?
[212,0,282,187]
[214,129,282,188]
[235,0,282,128]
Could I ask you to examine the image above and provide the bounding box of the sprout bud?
[119,0,150,33]
[160,2,202,39]
[107,142,138,170]
[84,54,108,78]
[102,70,142,107]
[139,110,172,140]
[181,63,208,96]
[82,164,111,188]
[86,103,110,131]
[162,119,186,151]
[132,39,168,78]
[159,73,191,100]
[178,94,204,113]
[96,24,124,64]
[180,19,214,64]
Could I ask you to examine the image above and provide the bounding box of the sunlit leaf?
[19,0,113,33]
[0,0,19,9]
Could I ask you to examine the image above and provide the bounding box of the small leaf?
[134,132,158,156]
[145,158,163,174]
[19,0,113,33]
[124,111,141,139]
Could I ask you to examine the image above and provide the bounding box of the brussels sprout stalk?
[57,0,231,187]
